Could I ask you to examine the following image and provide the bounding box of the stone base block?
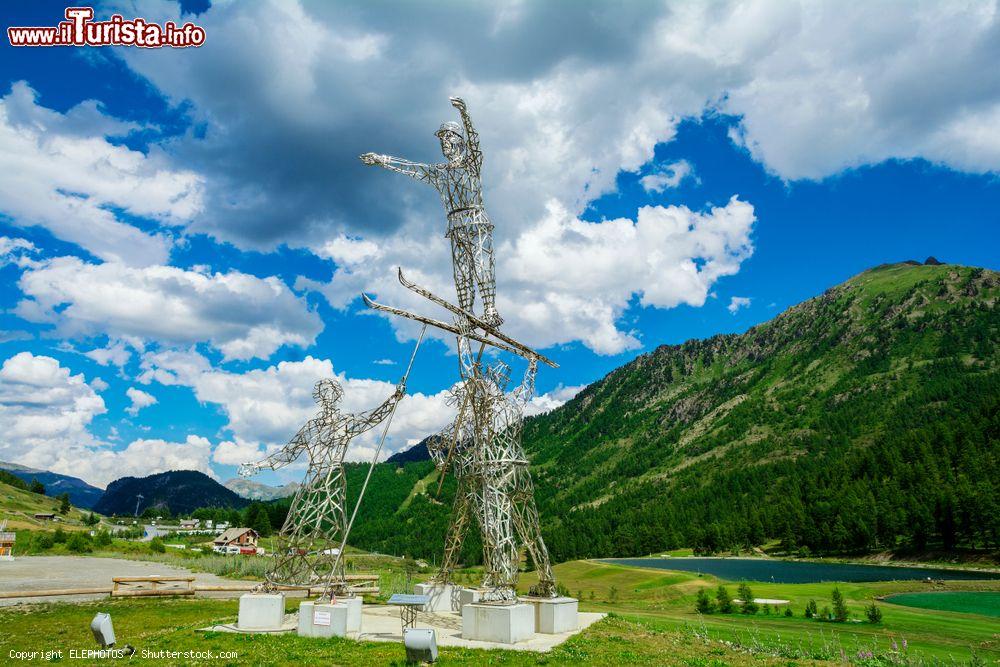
[413,582,456,612]
[458,587,483,610]
[237,593,285,631]
[343,596,363,634]
[520,596,579,634]
[461,602,534,644]
[297,600,348,638]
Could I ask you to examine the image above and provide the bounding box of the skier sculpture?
[238,377,405,596]
[361,97,502,327]
[428,339,556,602]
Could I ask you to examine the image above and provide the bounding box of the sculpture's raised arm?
[511,357,538,408]
[360,152,439,185]
[450,97,481,168]
[238,424,311,477]
[345,381,406,438]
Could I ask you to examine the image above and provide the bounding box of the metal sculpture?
[360,98,558,603]
[361,96,502,327]
[238,377,405,597]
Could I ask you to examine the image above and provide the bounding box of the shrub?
[738,582,758,614]
[805,599,818,618]
[149,537,166,553]
[715,585,734,613]
[695,588,715,614]
[865,601,883,624]
[832,587,849,622]
[52,527,67,544]
[784,606,793,617]
[94,529,113,547]
[820,605,832,621]
[66,532,91,553]
[608,585,618,602]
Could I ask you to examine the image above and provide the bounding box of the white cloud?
[125,387,158,415]
[16,256,323,361]
[0,82,202,266]
[90,377,109,392]
[0,236,36,266]
[139,350,456,462]
[640,160,695,193]
[0,351,217,486]
[728,296,752,314]
[525,383,586,417]
[84,340,133,367]
[372,358,396,366]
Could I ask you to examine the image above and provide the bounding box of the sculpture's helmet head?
[486,360,511,392]
[313,379,343,410]
[435,121,465,162]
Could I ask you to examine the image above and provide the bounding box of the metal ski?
[362,293,532,360]
[396,268,558,368]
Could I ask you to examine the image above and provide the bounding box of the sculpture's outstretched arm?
[239,424,311,476]
[360,153,439,184]
[511,357,538,408]
[344,383,405,437]
[450,97,482,169]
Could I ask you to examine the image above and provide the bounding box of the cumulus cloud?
[640,160,695,193]
[0,82,202,266]
[15,256,323,361]
[525,383,586,417]
[90,377,109,392]
[84,340,133,367]
[727,296,752,314]
[125,387,158,415]
[138,350,456,462]
[0,350,216,486]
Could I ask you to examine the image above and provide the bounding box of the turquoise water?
[600,558,1000,583]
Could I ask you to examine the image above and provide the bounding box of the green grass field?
[884,591,1000,618]
[2,556,998,665]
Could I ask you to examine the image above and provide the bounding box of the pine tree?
[738,582,758,614]
[832,587,849,622]
[58,492,71,515]
[695,588,714,614]
[715,585,734,613]
[30,479,45,495]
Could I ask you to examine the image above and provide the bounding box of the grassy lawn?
[0,597,827,666]
[884,592,1000,618]
[520,560,1000,664]
[2,557,998,665]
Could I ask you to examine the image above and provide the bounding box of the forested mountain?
[94,470,248,516]
[0,461,104,509]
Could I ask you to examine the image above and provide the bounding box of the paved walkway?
[0,556,256,606]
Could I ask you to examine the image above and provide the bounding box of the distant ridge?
[224,478,299,501]
[0,461,104,509]
[94,470,248,516]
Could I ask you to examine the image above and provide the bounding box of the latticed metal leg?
[400,604,418,632]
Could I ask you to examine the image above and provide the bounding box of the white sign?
[313,610,331,626]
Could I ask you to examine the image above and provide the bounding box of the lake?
[599,557,1000,583]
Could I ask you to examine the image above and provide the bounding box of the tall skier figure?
[238,378,405,597]
[361,97,502,327]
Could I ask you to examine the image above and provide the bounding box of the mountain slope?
[224,478,299,501]
[347,263,999,563]
[0,461,104,509]
[94,470,249,516]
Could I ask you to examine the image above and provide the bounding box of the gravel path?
[0,556,255,606]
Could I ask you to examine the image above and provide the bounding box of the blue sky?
[1,0,998,487]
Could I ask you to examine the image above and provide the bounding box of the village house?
[212,527,260,554]
[179,519,200,529]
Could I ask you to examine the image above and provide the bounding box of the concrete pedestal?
[297,600,349,638]
[343,596,363,634]
[461,602,534,644]
[458,587,483,610]
[520,596,579,634]
[237,593,285,631]
[413,582,456,612]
